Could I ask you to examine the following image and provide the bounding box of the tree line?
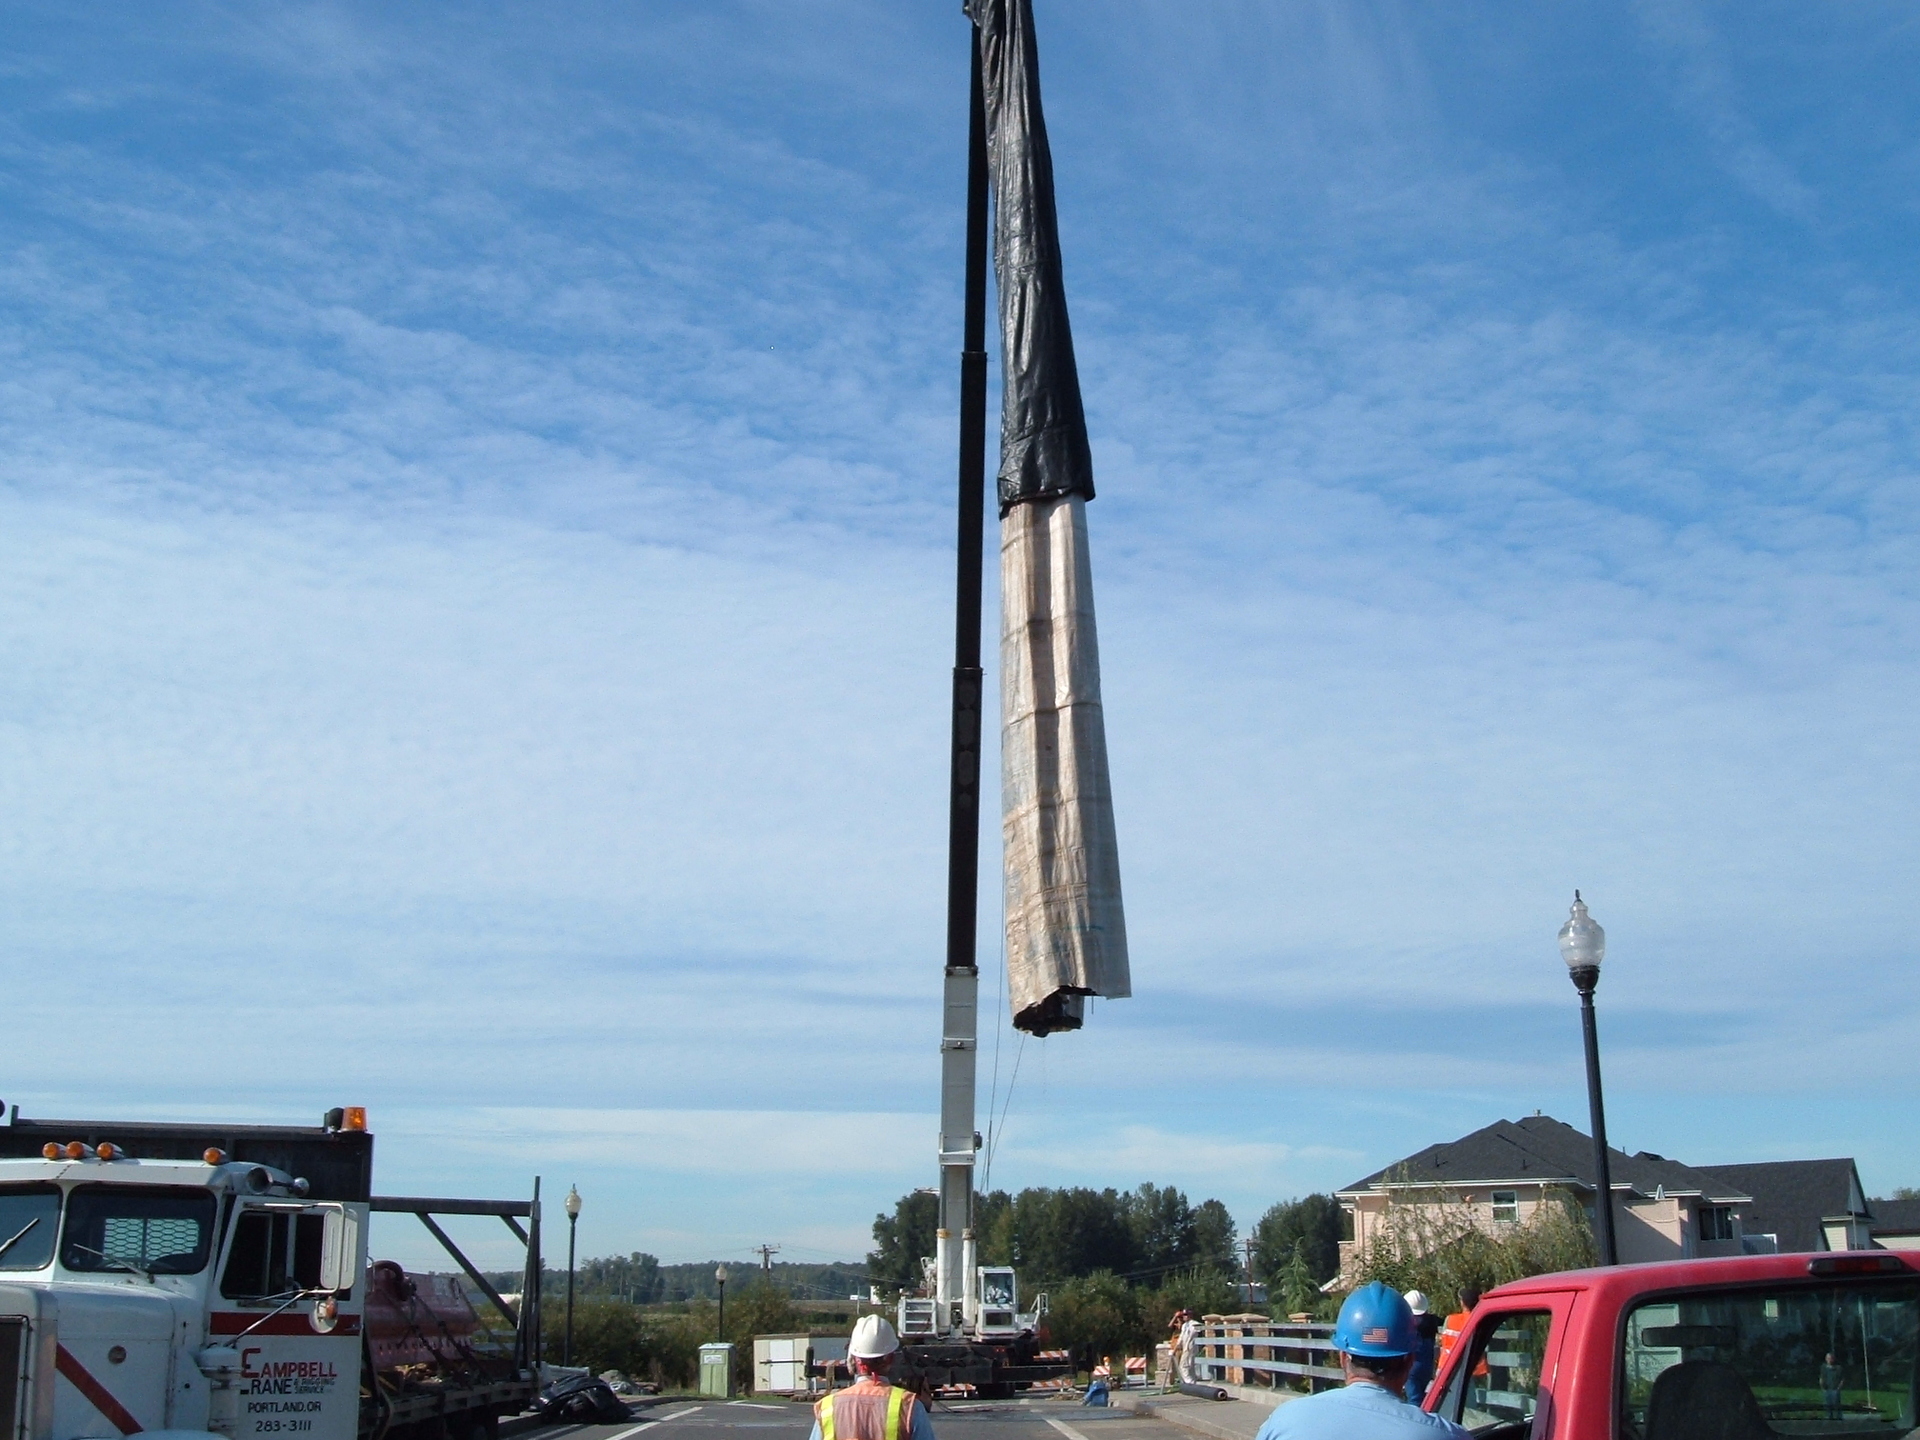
[866,1185,1349,1367]
[495,1255,868,1306]
[570,1254,866,1304]
[869,1184,1345,1296]
[464,1186,1352,1389]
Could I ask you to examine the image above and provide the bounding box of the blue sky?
[4,1,1919,1274]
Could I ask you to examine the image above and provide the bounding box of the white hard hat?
[1404,1290,1429,1316]
[850,1315,900,1359]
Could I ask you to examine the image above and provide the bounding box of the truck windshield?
[0,1185,60,1271]
[62,1185,217,1276]
[1621,1278,1920,1438]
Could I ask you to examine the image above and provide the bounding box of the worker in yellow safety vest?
[810,1316,936,1440]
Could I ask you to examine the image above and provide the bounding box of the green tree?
[645,1304,714,1389]
[869,1192,938,1294]
[1004,1187,1136,1282]
[1270,1240,1325,1319]
[1253,1195,1343,1286]
[1047,1270,1141,1372]
[1120,1184,1197,1277]
[1192,1199,1237,1272]
[546,1298,648,1375]
[579,1251,662,1303]
[724,1283,800,1390]
[1143,1267,1241,1334]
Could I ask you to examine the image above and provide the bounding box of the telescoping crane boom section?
[933,11,993,1336]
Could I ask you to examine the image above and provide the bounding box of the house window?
[1492,1190,1519,1223]
[1699,1205,1735,1242]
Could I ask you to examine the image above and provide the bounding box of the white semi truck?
[0,1109,544,1440]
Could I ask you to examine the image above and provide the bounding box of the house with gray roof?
[1692,1159,1874,1253]
[1336,1115,1762,1274]
[1870,1197,1920,1251]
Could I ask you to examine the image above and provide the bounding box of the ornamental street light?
[1559,891,1618,1266]
[564,1186,583,1365]
[716,1265,729,1340]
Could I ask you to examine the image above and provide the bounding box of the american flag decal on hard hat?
[1363,1327,1390,1344]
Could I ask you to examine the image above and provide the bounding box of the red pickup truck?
[1419,1249,1920,1438]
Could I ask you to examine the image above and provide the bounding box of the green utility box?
[699,1342,736,1398]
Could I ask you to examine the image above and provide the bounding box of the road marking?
[604,1423,661,1440]
[727,1402,786,1410]
[1044,1417,1099,1440]
[650,1407,706,1425]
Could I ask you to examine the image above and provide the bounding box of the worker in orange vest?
[811,1316,936,1440]
[1436,1287,1482,1371]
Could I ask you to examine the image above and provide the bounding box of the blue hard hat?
[1332,1281,1417,1357]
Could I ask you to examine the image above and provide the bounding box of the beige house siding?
[1339,1182,1601,1275]
[1339,1185,1743,1275]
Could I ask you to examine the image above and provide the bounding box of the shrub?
[1046,1271,1141,1372]
[1348,1184,1597,1311]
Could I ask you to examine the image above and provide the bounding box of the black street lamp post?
[564,1186,582,1365]
[715,1265,728,1341]
[1559,892,1618,1266]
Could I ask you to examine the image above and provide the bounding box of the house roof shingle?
[1870,1198,1920,1238]
[1696,1160,1868,1254]
[1340,1115,1751,1204]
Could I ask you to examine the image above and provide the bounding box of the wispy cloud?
[4,0,1920,1265]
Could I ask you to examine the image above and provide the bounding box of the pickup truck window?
[1621,1278,1919,1437]
[221,1209,326,1299]
[1435,1308,1552,1432]
[62,1184,217,1276]
[0,1185,59,1270]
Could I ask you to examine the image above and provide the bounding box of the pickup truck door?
[1428,1291,1581,1439]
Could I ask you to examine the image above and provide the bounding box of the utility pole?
[754,1243,780,1278]
[1244,1236,1256,1307]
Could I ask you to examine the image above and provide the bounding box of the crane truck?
[0,1107,547,1440]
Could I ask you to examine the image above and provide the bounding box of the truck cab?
[971,1267,1046,1338]
[1,1138,365,1440]
[1423,1249,1920,1438]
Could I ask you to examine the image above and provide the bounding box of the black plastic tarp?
[966,0,1096,515]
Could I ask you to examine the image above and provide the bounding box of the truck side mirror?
[319,1206,359,1293]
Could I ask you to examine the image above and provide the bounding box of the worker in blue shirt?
[1252,1283,1471,1440]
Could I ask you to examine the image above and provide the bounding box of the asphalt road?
[522,1397,1178,1440]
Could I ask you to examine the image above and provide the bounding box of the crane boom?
[935,14,992,1338]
